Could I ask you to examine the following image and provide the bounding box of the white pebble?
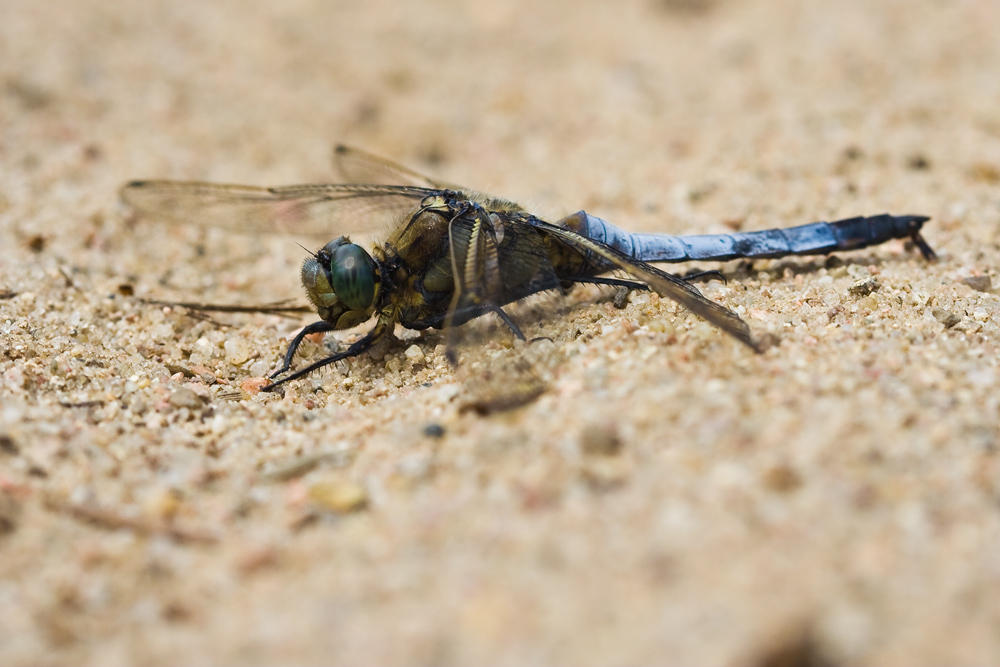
[224,338,251,365]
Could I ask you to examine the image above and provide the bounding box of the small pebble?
[262,452,329,482]
[848,277,879,297]
[761,465,803,493]
[969,162,1000,183]
[0,490,21,534]
[0,434,19,455]
[907,153,931,170]
[224,338,251,365]
[141,487,183,522]
[423,423,446,438]
[236,544,280,575]
[932,308,961,328]
[580,423,623,456]
[961,275,992,292]
[168,387,204,410]
[240,377,270,397]
[165,363,196,378]
[404,344,425,363]
[307,479,368,513]
[613,286,630,309]
[580,458,631,490]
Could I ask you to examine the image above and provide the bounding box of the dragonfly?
[121,146,935,391]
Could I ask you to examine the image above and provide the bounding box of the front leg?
[269,320,337,379]
[263,318,391,392]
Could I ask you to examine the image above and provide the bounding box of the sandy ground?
[3,0,1000,664]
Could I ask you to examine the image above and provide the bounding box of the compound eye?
[329,243,376,311]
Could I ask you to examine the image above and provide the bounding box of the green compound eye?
[329,243,377,311]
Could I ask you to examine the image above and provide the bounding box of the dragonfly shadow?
[456,338,557,416]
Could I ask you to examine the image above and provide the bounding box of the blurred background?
[5,0,996,216]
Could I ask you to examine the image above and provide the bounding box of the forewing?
[531,219,760,350]
[333,145,462,190]
[137,298,311,317]
[120,181,436,238]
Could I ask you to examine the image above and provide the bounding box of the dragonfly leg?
[571,276,650,309]
[681,269,726,284]
[573,276,650,290]
[490,305,527,340]
[575,272,724,309]
[444,304,527,366]
[574,271,723,290]
[910,232,937,261]
[269,320,336,380]
[264,321,388,392]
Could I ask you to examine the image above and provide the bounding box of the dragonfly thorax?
[301,237,380,328]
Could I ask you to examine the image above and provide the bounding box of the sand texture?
[2,0,1000,664]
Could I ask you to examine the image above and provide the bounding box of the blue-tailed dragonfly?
[121,146,934,390]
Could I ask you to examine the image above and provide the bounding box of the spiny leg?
[264,321,387,391]
[574,276,649,291]
[575,270,724,291]
[270,320,336,379]
[443,304,528,366]
[490,304,557,350]
[681,269,726,284]
[570,276,649,310]
[490,304,527,341]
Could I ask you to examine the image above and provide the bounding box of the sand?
[2,0,1000,664]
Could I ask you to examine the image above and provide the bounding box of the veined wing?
[120,181,438,238]
[442,211,562,326]
[438,210,563,364]
[334,144,463,190]
[495,216,561,303]
[531,219,760,351]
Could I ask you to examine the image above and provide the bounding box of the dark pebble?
[423,423,446,438]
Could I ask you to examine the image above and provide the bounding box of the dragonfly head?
[301,237,380,328]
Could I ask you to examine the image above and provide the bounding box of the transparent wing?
[438,210,564,364]
[137,297,311,317]
[494,217,561,303]
[333,144,462,190]
[120,180,438,238]
[530,219,760,351]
